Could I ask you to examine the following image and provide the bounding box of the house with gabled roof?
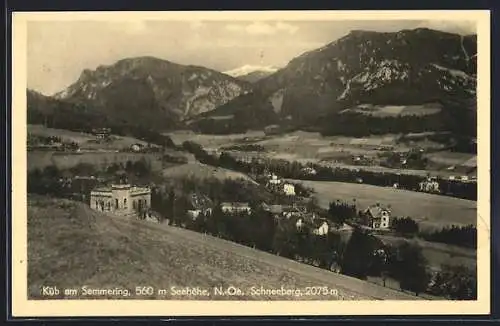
[362,203,391,229]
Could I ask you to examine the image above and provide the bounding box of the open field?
[28,124,149,150]
[27,196,419,300]
[167,130,456,174]
[162,162,257,184]
[288,180,476,230]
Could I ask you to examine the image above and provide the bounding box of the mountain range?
[27,27,477,137]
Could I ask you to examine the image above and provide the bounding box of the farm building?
[362,204,391,230]
[90,182,151,218]
[186,193,214,219]
[221,202,252,215]
[92,128,111,140]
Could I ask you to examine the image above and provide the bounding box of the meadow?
[162,162,257,184]
[27,196,418,300]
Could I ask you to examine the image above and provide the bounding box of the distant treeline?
[180,141,477,201]
[317,99,476,142]
[391,217,476,249]
[28,104,176,149]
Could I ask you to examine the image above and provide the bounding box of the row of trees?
[391,216,476,249]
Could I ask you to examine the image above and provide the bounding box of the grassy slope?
[27,196,419,300]
[289,180,476,229]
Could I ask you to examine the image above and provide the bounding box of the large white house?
[90,183,151,218]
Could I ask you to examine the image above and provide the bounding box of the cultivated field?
[288,180,476,230]
[27,196,418,300]
[28,124,149,150]
[162,162,257,184]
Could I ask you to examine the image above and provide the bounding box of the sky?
[27,19,476,96]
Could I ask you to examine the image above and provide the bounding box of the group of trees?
[318,112,448,137]
[428,264,477,300]
[27,159,155,201]
[221,144,266,152]
[420,224,477,249]
[327,200,357,226]
[27,134,80,151]
[28,104,176,149]
[391,217,420,236]
[390,216,477,250]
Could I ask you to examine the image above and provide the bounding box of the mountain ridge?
[51,56,252,129]
[28,28,477,136]
[194,28,476,133]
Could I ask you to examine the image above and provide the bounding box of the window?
[133,200,136,209]
[107,202,111,210]
[124,198,127,208]
[115,198,119,209]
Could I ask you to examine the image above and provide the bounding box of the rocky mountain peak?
[52,56,252,129]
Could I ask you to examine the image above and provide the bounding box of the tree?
[392,242,430,296]
[340,229,379,279]
[327,200,357,226]
[391,217,419,237]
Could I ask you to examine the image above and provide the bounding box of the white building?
[90,183,151,218]
[268,174,282,185]
[283,183,296,196]
[221,202,252,215]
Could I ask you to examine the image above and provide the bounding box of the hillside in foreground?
[27,196,419,300]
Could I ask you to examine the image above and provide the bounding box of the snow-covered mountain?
[224,65,280,77]
[223,65,281,83]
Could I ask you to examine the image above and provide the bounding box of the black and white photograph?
[11,10,490,317]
